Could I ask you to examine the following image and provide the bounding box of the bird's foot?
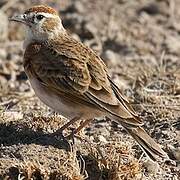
[51,127,78,146]
[50,129,67,142]
[66,128,76,144]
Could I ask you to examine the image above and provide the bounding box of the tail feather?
[124,126,168,161]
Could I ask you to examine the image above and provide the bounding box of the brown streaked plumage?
[9,5,168,161]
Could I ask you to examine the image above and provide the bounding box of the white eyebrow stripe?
[36,12,58,18]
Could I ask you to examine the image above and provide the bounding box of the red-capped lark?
[9,5,168,161]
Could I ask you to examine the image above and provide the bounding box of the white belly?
[29,77,81,119]
[28,76,106,120]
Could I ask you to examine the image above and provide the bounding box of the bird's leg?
[69,128,76,144]
[67,118,93,141]
[74,118,93,134]
[51,116,81,137]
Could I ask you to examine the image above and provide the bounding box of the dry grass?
[0,145,85,180]
[0,0,179,179]
[0,112,141,179]
[85,140,141,180]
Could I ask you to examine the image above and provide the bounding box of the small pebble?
[143,159,159,175]
[0,49,7,60]
[0,10,8,41]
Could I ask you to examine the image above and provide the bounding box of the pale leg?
[52,116,81,136]
[67,118,93,141]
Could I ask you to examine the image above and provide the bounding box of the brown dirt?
[0,0,179,179]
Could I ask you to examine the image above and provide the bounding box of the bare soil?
[0,0,179,179]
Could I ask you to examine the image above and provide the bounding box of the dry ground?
[0,0,179,179]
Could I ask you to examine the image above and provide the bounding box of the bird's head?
[9,5,65,43]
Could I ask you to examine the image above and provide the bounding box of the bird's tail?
[123,126,168,161]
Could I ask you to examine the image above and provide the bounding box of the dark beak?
[9,14,27,25]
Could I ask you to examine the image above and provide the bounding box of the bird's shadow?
[0,121,71,151]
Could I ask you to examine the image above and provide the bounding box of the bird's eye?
[36,14,44,20]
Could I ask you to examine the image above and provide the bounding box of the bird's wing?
[24,38,142,126]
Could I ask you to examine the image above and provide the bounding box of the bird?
[9,5,168,161]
